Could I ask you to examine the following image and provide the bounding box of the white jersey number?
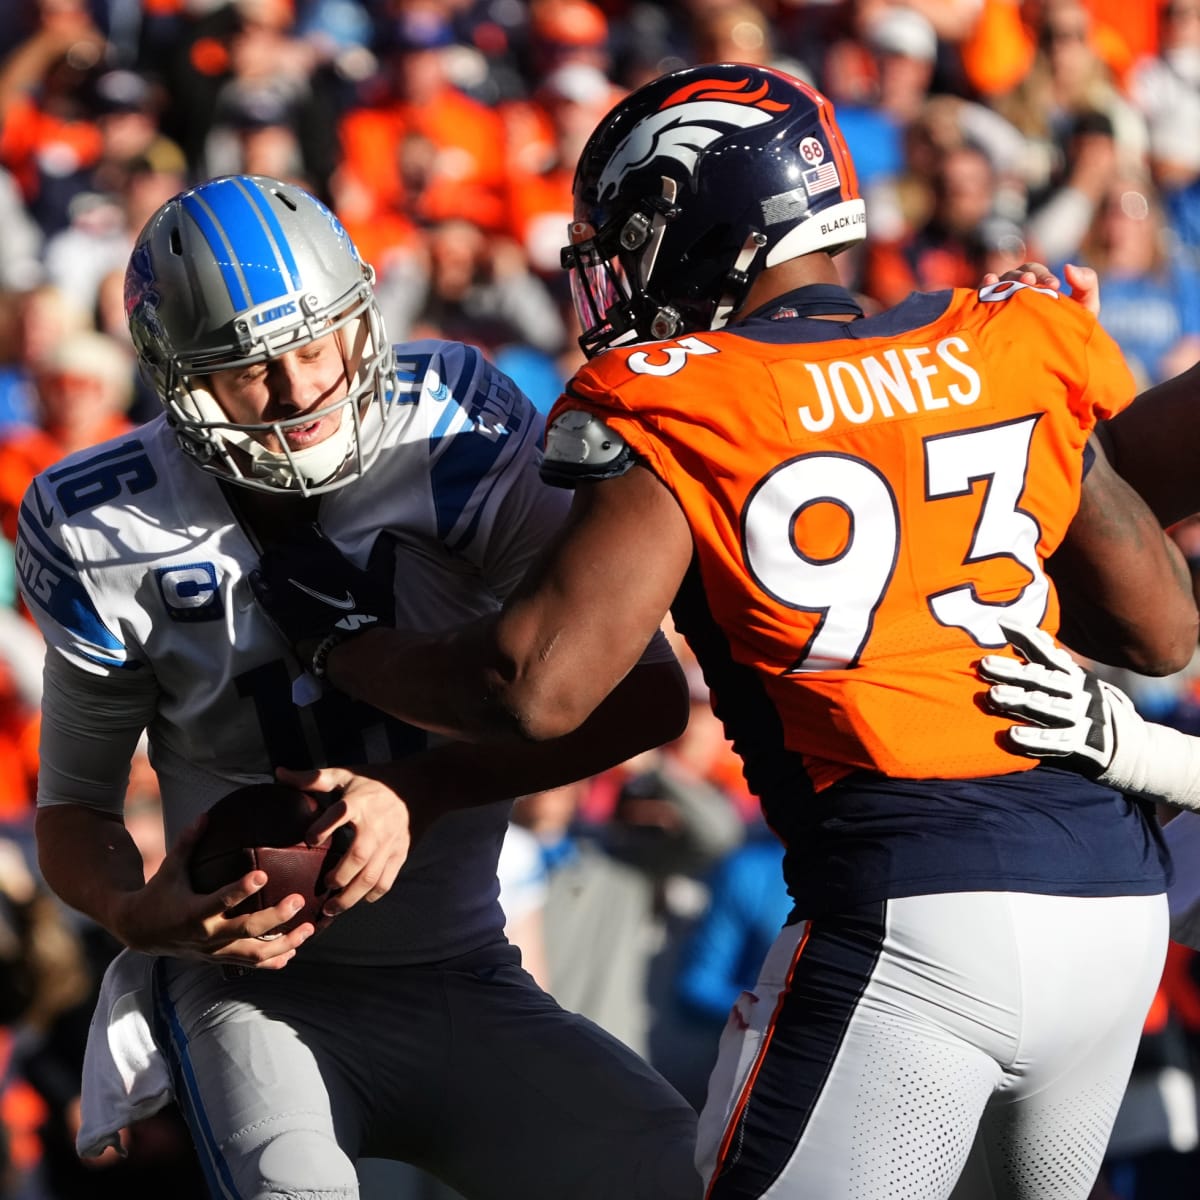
[742,416,1048,672]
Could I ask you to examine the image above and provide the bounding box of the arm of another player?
[982,623,1200,950]
[1101,361,1200,527]
[276,654,689,914]
[1047,434,1198,675]
[979,622,1200,811]
[323,463,696,744]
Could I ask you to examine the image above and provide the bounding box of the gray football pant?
[156,944,701,1200]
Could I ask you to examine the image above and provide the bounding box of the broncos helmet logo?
[595,76,789,200]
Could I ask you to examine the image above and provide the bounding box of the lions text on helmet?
[561,65,867,358]
[124,175,396,496]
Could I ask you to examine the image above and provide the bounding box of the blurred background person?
[1073,171,1200,387]
[0,329,135,551]
[670,826,792,1110]
[0,0,108,238]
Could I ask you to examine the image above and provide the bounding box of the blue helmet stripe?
[244,179,302,291]
[182,191,249,310]
[182,179,290,309]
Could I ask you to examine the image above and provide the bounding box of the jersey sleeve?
[1082,316,1138,423]
[37,648,155,811]
[400,339,572,598]
[15,474,143,674]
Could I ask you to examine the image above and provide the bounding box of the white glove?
[979,621,1200,812]
[978,622,1125,778]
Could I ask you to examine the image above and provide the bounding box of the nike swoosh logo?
[289,580,357,610]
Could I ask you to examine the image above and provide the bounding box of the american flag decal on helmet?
[803,161,841,196]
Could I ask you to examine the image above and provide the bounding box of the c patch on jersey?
[155,563,224,623]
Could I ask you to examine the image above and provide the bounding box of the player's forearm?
[373,660,690,822]
[1104,362,1200,527]
[328,605,631,744]
[1051,437,1198,674]
[34,805,148,935]
[326,619,541,742]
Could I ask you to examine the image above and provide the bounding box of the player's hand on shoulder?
[109,814,314,969]
[276,764,413,915]
[249,522,393,678]
[980,261,1100,315]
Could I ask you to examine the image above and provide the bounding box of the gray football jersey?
[18,339,569,965]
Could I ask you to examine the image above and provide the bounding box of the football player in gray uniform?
[18,174,701,1199]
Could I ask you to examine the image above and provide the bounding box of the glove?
[981,622,1200,812]
[977,621,1126,778]
[249,523,393,677]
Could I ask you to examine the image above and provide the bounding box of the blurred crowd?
[4,0,1200,1196]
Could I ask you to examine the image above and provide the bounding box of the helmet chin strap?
[711,232,769,330]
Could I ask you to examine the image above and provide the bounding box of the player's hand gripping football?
[275,764,415,914]
[249,523,393,677]
[107,814,316,970]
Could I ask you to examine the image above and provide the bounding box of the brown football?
[188,781,347,936]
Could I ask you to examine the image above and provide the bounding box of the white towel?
[76,948,174,1159]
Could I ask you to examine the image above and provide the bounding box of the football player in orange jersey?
[253,66,1198,1200]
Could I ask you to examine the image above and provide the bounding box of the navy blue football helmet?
[562,65,867,358]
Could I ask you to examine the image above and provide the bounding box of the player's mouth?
[279,408,341,450]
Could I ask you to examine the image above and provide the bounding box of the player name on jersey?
[794,336,983,435]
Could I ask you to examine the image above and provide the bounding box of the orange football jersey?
[552,282,1136,790]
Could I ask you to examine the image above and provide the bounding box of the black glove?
[249,523,393,676]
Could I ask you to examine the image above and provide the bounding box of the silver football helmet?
[124,174,396,495]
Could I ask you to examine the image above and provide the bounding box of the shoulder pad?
[540,410,637,489]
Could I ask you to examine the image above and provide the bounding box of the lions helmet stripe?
[245,178,303,292]
[181,178,293,309]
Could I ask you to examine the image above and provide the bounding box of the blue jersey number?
[235,659,426,768]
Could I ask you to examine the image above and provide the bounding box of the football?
[188,781,348,936]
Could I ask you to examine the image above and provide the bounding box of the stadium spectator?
[0,329,135,546]
[524,0,611,81]
[0,283,87,424]
[993,0,1148,226]
[511,763,741,1068]
[861,139,1003,305]
[195,0,338,190]
[1072,171,1200,386]
[503,62,623,279]
[0,0,107,238]
[1129,0,1200,137]
[333,9,508,270]
[669,828,791,1109]
[0,168,45,294]
[85,69,184,198]
[373,214,566,361]
[42,146,188,325]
